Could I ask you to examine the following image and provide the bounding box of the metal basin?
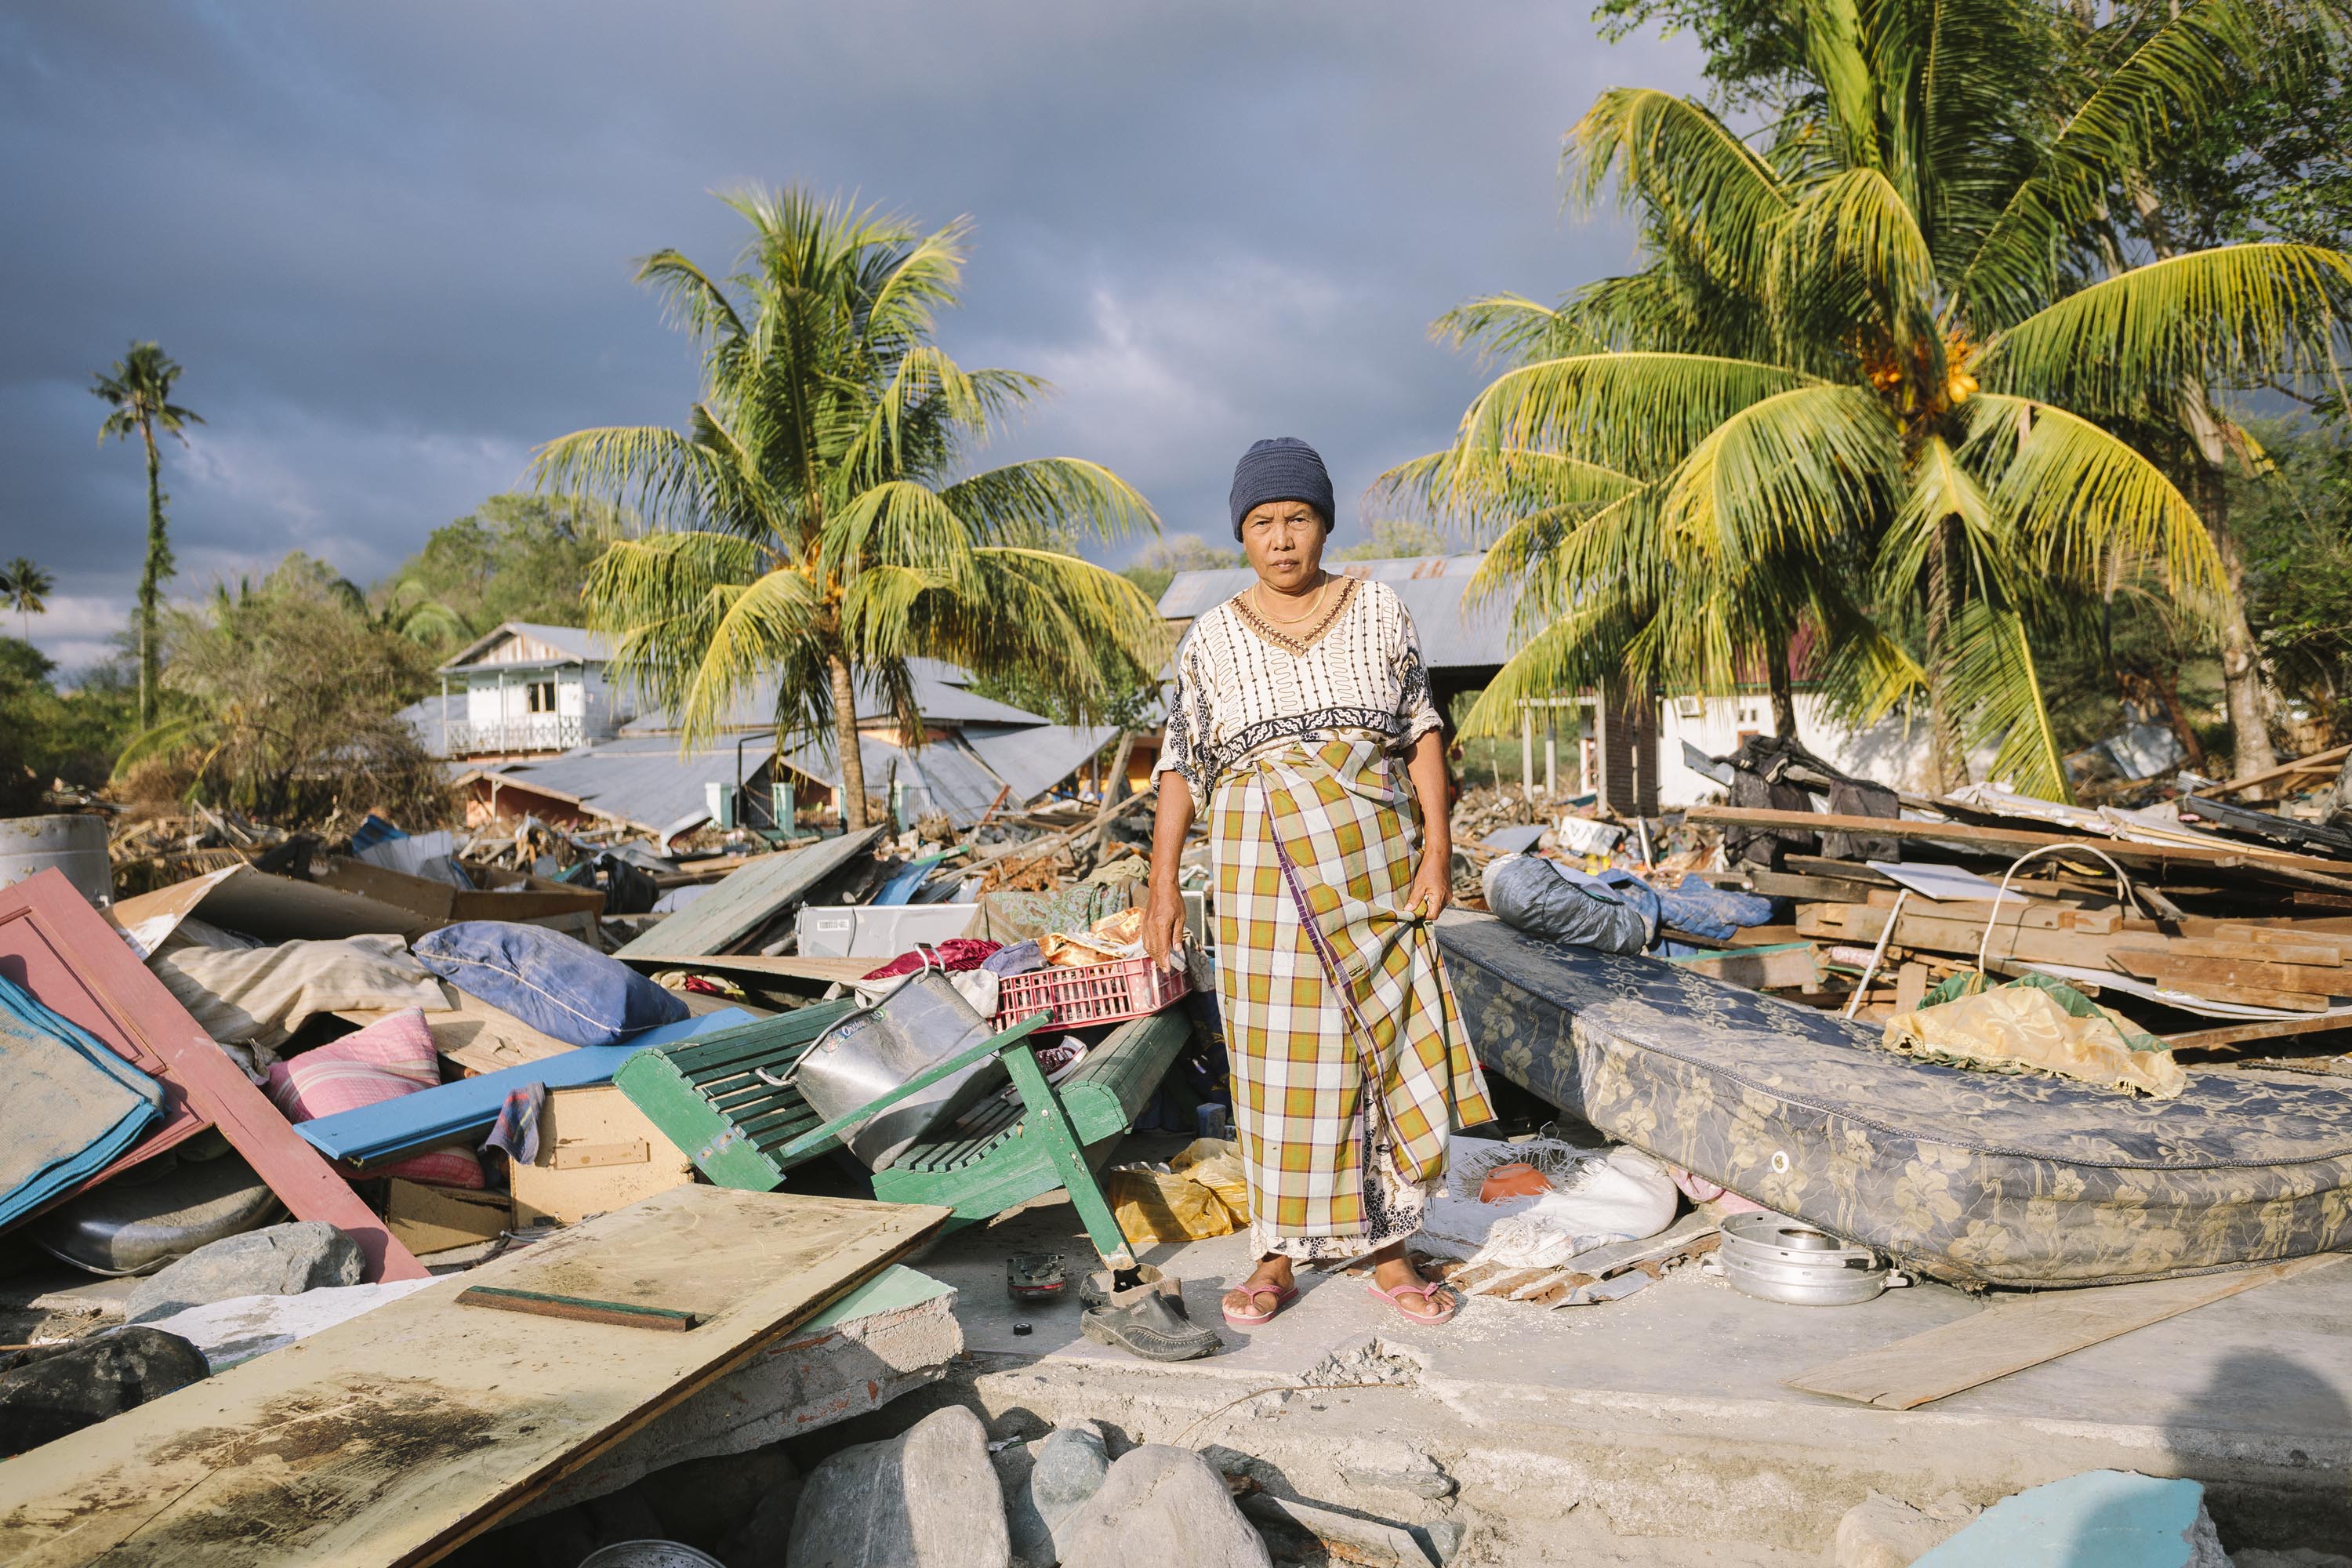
[794,969,1008,1171]
[30,1142,283,1276]
[1706,1211,1907,1306]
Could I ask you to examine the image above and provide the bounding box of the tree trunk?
[137,420,166,730]
[2191,464,2277,783]
[1766,640,1800,743]
[829,653,868,829]
[1926,514,1969,793]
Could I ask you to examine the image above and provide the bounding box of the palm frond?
[1569,88,1792,295]
[1457,351,1819,480]
[1947,596,2070,800]
[937,458,1160,548]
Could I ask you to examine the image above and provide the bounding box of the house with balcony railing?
[412,622,635,760]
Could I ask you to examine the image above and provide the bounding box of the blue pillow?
[412,922,688,1047]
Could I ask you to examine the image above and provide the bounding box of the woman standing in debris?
[1141,437,1494,1328]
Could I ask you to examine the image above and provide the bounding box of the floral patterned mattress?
[1438,916,2352,1287]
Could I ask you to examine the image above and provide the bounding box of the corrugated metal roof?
[477,734,778,837]
[394,691,465,753]
[439,622,617,673]
[617,658,1049,735]
[1156,554,1518,670]
[772,731,1013,827]
[961,723,1118,801]
[614,828,884,958]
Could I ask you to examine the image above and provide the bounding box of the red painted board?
[0,869,426,1282]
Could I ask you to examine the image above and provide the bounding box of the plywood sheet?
[1786,1253,2344,1410]
[0,1185,949,1566]
[510,1085,695,1225]
[615,828,882,959]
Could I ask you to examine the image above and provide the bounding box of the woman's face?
[1240,500,1328,594]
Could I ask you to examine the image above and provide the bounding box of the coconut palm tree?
[536,188,1167,829]
[1390,0,2348,797]
[2,557,52,641]
[93,342,202,728]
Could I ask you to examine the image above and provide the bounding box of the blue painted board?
[0,972,165,1231]
[296,1008,752,1169]
[1914,1471,2210,1567]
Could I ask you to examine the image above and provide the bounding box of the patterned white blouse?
[1152,575,1444,813]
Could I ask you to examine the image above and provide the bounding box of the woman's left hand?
[1403,853,1450,922]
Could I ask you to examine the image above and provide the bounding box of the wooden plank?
[2109,949,2350,1003]
[1749,870,1882,901]
[0,869,426,1283]
[1786,1254,2344,1410]
[1659,942,1819,989]
[2162,1012,2352,1051]
[1795,902,2125,967]
[1686,804,2352,877]
[2208,742,2351,798]
[614,829,884,960]
[2147,937,2343,967]
[510,1086,695,1226]
[456,1285,699,1331]
[1893,961,1929,1013]
[0,1186,949,1566]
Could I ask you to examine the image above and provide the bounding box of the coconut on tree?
[1388,0,2349,797]
[536,188,1168,829]
[92,342,202,728]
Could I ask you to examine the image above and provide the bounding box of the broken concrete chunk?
[1339,1437,1457,1501]
[0,1327,209,1456]
[1006,1420,1110,1567]
[1833,1490,1979,1566]
[1055,1445,1272,1568]
[1909,1471,2224,1567]
[124,1220,365,1324]
[786,1404,1011,1568]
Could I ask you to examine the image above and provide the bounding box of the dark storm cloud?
[0,2,1702,670]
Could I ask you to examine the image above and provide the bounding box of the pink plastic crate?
[994,954,1190,1028]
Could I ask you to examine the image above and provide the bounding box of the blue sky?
[0,3,1701,671]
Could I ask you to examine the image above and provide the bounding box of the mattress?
[1438,916,2352,1287]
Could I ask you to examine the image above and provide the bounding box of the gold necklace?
[1252,572,1330,627]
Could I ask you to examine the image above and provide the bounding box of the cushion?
[267,1010,484,1189]
[412,922,688,1048]
[151,935,447,1048]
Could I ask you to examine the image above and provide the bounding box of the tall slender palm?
[537,188,1167,829]
[2,557,52,641]
[1389,0,2347,797]
[93,343,202,727]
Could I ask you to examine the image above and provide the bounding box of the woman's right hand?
[1142,878,1186,971]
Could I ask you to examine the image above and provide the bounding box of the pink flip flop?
[1222,1280,1299,1327]
[1365,1279,1457,1326]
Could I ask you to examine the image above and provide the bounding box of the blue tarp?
[0,971,165,1232]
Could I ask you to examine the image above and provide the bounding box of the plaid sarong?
[1212,734,1494,1254]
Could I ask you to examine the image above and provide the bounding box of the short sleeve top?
[1151,575,1443,813]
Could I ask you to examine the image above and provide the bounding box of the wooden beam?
[2207,743,2351,799]
[1784,1254,2344,1410]
[2163,1012,2352,1051]
[2109,949,2351,1002]
[1686,804,2352,878]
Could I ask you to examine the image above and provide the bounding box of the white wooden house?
[430,623,633,758]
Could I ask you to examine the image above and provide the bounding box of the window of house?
[528,680,557,714]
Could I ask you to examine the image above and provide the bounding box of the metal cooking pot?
[30,1143,283,1276]
[1704,1211,1909,1306]
[792,967,1008,1171]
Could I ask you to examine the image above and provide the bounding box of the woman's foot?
[1222,1256,1298,1326]
[1364,1247,1457,1326]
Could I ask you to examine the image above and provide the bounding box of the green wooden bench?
[614,1000,1190,1270]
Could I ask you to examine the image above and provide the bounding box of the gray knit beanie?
[1228,437,1336,539]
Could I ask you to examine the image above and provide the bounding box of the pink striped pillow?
[267,1009,485,1189]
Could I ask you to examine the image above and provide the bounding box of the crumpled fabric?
[1041,907,1148,967]
[1417,1140,1680,1269]
[1483,855,1651,954]
[1652,873,1777,942]
[151,935,446,1049]
[860,938,1001,982]
[979,938,1044,978]
[1885,973,2187,1099]
[481,1081,546,1165]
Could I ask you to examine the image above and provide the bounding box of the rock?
[786,1404,1010,1567]
[0,1327,209,1455]
[1006,1421,1110,1566]
[1340,1438,1457,1501]
[2233,1552,2352,1568]
[1426,1518,1468,1563]
[1056,1445,1272,1568]
[125,1221,363,1323]
[1902,1471,2224,1566]
[1833,1490,1978,1566]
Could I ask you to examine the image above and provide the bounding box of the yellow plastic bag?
[1168,1138,1251,1216]
[1109,1151,1246,1243]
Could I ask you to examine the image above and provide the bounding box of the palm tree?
[93,342,202,728]
[1389,0,2347,797]
[536,188,1167,829]
[2,557,52,641]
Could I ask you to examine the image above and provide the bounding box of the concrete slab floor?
[909,1190,2352,1563]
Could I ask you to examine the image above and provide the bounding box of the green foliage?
[0,637,134,814]
[537,187,1168,828]
[2238,419,2352,734]
[1,557,52,640]
[1117,535,1241,604]
[1330,519,1456,561]
[373,493,623,648]
[91,341,200,728]
[1385,0,2349,799]
[111,556,452,828]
